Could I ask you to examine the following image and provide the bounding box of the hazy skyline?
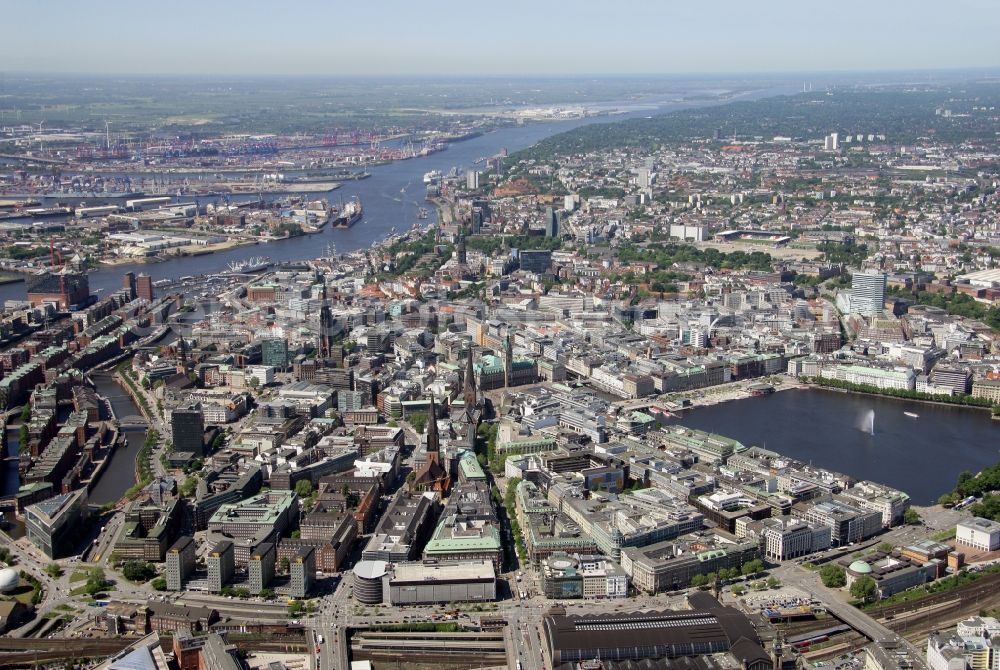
[2,0,999,76]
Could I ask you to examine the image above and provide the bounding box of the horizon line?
[3,66,1000,80]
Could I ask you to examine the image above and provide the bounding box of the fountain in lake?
[857,409,875,436]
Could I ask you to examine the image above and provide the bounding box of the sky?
[2,0,998,76]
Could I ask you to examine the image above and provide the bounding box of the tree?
[820,564,847,588]
[259,588,275,600]
[850,575,878,603]
[741,559,764,577]
[151,577,167,591]
[877,541,895,553]
[766,576,780,589]
[295,479,314,498]
[690,574,707,588]
[291,529,301,539]
[179,477,198,498]
[46,563,63,578]
[20,404,31,422]
[248,376,260,390]
[903,508,922,525]
[278,557,290,574]
[122,561,156,583]
[408,413,428,434]
[84,568,111,595]
[731,584,746,596]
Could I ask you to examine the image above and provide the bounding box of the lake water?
[666,388,1000,504]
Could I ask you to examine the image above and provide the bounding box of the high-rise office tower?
[851,270,887,317]
[544,207,559,238]
[171,402,205,455]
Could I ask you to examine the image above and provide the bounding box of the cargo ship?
[332,197,362,228]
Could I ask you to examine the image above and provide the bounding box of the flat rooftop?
[390,560,495,584]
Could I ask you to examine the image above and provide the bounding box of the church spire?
[318,277,332,359]
[425,394,439,462]
[502,333,512,388]
[463,347,477,413]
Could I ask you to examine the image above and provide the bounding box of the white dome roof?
[353,560,387,580]
[0,568,19,593]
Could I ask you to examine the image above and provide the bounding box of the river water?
[666,388,999,504]
[0,85,800,301]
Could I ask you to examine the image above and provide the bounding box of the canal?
[1,428,24,537]
[87,371,147,505]
[666,387,1000,505]
[0,372,147,505]
[2,427,18,497]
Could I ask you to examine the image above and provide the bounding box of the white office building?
[850,270,887,317]
[759,518,831,561]
[956,517,1000,552]
[246,365,274,387]
[466,170,480,190]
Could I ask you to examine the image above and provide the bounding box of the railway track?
[874,572,1000,641]
[0,638,132,653]
[871,571,1000,620]
[778,617,841,637]
[801,633,869,661]
[885,594,1000,641]
[0,637,133,667]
